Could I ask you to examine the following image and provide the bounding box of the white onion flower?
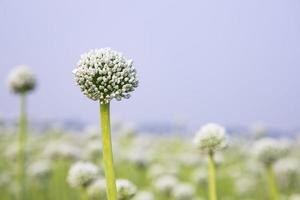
[87,178,106,199]
[194,123,227,153]
[73,48,138,104]
[253,138,288,166]
[7,65,36,94]
[116,179,137,200]
[67,161,98,188]
[172,183,195,200]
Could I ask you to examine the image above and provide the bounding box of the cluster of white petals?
[67,161,98,188]
[7,65,36,94]
[73,48,138,104]
[116,179,137,200]
[253,138,288,166]
[194,123,227,153]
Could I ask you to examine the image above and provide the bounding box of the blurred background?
[1,0,300,133]
[1,1,300,200]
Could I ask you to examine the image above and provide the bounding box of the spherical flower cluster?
[194,123,227,153]
[253,138,288,166]
[116,179,137,200]
[87,179,106,199]
[172,183,195,200]
[73,48,139,104]
[67,161,98,188]
[7,65,36,94]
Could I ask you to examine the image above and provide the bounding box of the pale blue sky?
[0,0,300,129]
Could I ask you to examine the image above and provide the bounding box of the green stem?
[80,187,89,200]
[100,103,117,200]
[266,165,279,200]
[208,152,217,200]
[17,93,27,200]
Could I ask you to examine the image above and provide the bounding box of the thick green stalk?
[100,103,117,200]
[266,165,279,200]
[17,93,27,200]
[208,152,217,200]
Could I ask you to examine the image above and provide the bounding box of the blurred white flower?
[274,158,299,188]
[253,138,288,166]
[235,176,256,196]
[67,161,98,188]
[5,143,30,162]
[87,178,106,199]
[172,183,195,200]
[194,123,227,153]
[73,48,139,104]
[147,164,178,179]
[290,194,300,200]
[192,168,207,185]
[178,153,203,167]
[153,175,178,195]
[84,125,99,140]
[85,141,102,160]
[133,191,154,200]
[116,179,137,200]
[0,173,10,187]
[44,142,81,161]
[7,65,36,94]
[28,160,52,180]
[126,149,151,168]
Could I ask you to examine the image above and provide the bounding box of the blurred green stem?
[80,187,89,200]
[208,151,217,200]
[266,165,279,200]
[100,103,117,200]
[17,93,27,200]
